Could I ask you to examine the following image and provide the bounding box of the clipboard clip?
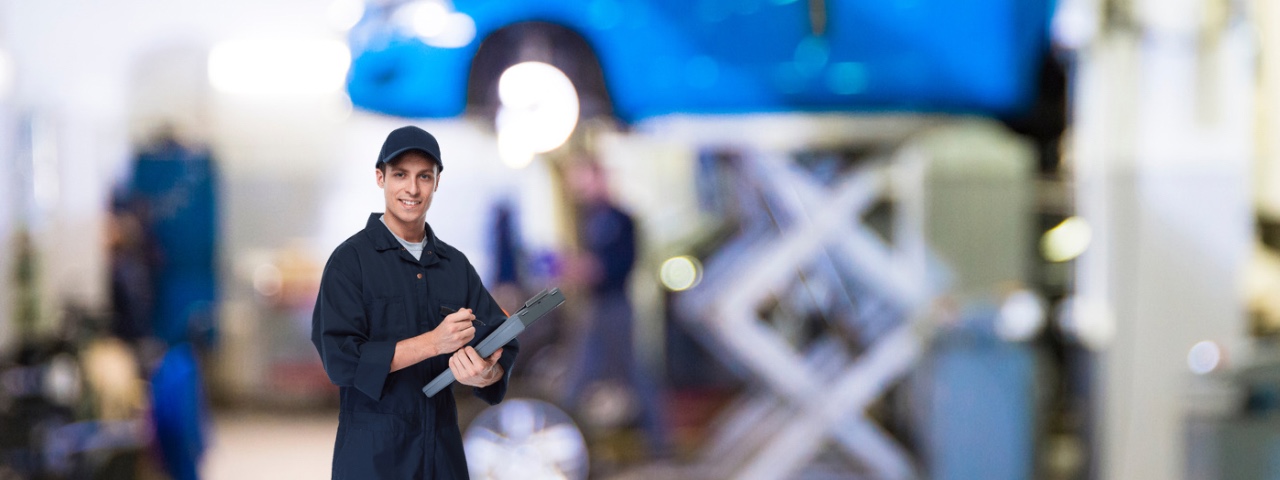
[523,289,551,309]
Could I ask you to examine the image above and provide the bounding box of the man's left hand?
[450,347,504,388]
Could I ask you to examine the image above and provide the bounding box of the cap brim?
[381,147,442,171]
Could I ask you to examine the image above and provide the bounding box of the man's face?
[376,151,439,227]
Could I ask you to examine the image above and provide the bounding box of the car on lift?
[345,0,1050,122]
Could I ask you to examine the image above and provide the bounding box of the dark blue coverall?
[312,213,518,479]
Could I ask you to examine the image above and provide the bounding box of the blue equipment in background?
[127,137,219,346]
[150,343,209,480]
[347,0,1052,121]
[913,307,1041,480]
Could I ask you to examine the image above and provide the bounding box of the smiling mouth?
[399,199,422,208]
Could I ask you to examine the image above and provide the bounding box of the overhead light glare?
[209,38,351,95]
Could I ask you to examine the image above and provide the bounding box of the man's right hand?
[392,308,477,372]
[427,308,476,355]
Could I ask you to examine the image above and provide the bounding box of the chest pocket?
[367,295,411,340]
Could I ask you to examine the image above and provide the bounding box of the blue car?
[347,0,1052,122]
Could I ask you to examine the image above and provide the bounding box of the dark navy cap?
[378,126,443,171]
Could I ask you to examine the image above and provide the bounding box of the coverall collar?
[363,212,447,264]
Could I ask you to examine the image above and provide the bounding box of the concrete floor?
[202,410,338,480]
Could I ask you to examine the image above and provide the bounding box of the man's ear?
[434,172,441,192]
[375,168,385,188]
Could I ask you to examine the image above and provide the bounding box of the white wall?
[0,0,336,336]
[1067,0,1255,477]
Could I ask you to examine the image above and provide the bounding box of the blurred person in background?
[119,126,219,480]
[126,126,220,348]
[311,126,519,479]
[106,197,157,345]
[560,157,668,456]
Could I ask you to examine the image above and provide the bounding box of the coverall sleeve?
[311,247,396,401]
[465,262,519,405]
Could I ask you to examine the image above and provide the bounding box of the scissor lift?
[674,120,1036,479]
[673,146,932,479]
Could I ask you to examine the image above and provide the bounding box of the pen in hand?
[440,305,485,326]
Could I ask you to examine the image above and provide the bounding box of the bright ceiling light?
[426,13,476,48]
[393,0,476,48]
[996,290,1046,342]
[1187,340,1222,375]
[496,62,579,169]
[328,0,366,31]
[208,38,351,95]
[660,256,702,292]
[498,134,536,169]
[253,263,283,297]
[1040,216,1092,262]
[397,0,450,38]
[1056,296,1115,350]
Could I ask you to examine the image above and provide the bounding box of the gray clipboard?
[421,288,565,397]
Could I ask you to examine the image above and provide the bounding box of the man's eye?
[394,173,404,177]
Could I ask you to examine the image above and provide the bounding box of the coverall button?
[416,273,423,279]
